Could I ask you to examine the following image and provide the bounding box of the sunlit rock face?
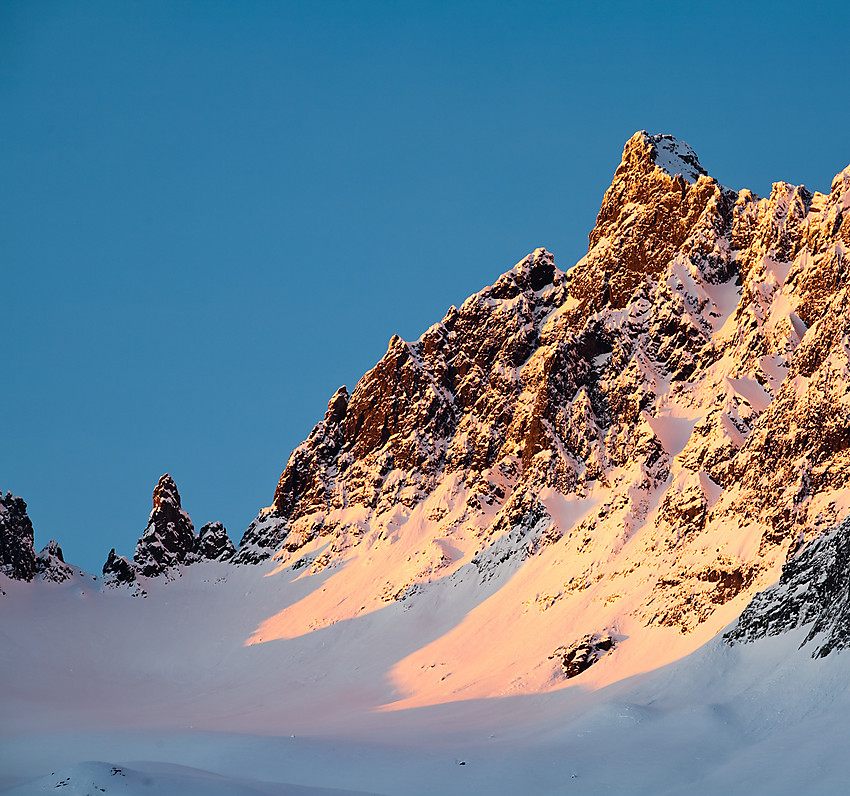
[0,492,36,581]
[232,131,850,697]
[569,132,735,318]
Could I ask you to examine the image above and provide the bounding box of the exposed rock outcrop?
[725,516,850,657]
[34,540,74,583]
[0,492,36,582]
[550,634,617,679]
[569,132,735,319]
[105,474,235,581]
[196,521,236,562]
[134,473,197,577]
[103,548,137,586]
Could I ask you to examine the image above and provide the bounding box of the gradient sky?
[3,0,849,574]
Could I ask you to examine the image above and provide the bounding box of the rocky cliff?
[1,493,82,584]
[134,473,198,577]
[233,132,850,685]
[0,492,36,581]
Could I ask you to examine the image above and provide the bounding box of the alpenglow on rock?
[230,130,850,691]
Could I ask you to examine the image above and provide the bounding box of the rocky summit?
[231,130,850,690]
[103,473,235,583]
[0,496,81,584]
[34,540,74,583]
[133,473,198,577]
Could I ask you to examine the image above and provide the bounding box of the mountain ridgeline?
[4,132,850,673]
[236,131,850,651]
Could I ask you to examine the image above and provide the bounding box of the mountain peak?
[152,473,181,513]
[510,247,557,291]
[34,540,74,583]
[564,131,732,316]
[134,473,195,577]
[102,475,234,581]
[231,133,850,699]
[624,131,709,184]
[9,134,850,787]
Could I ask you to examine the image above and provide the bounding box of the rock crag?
[0,492,36,581]
[233,131,850,684]
[104,474,236,583]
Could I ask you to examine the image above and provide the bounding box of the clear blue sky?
[3,0,849,573]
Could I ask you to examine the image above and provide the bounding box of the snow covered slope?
[3,131,850,794]
[4,558,850,795]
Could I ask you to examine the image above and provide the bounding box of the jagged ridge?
[230,130,850,696]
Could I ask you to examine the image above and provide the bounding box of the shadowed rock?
[134,474,196,577]
[196,521,235,562]
[726,516,850,657]
[0,492,36,581]
[35,540,73,583]
[550,634,617,679]
[103,548,137,586]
